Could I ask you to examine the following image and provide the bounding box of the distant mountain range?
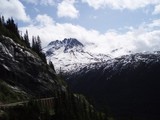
[43,38,160,120]
[66,52,160,120]
[43,38,110,72]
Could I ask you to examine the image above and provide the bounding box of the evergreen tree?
[0,17,2,26]
[5,18,20,38]
[1,16,5,25]
[49,61,56,73]
[36,36,42,53]
[24,30,30,48]
[0,16,5,26]
[0,16,7,36]
[32,36,42,54]
[31,35,47,63]
[32,36,35,50]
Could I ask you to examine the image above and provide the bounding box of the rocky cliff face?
[0,35,63,98]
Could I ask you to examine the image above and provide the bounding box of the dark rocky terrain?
[0,35,61,98]
[66,52,160,120]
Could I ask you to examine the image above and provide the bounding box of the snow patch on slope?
[43,38,110,72]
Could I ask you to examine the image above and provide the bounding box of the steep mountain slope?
[66,52,160,120]
[0,35,61,99]
[0,36,107,120]
[0,18,107,120]
[43,38,110,72]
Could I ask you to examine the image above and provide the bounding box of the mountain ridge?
[44,38,110,72]
[66,51,160,120]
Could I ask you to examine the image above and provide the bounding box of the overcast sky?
[1,0,160,56]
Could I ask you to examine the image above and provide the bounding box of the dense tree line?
[0,16,46,63]
[31,35,47,63]
[0,89,107,120]
[54,89,107,120]
[0,16,20,43]
[0,16,21,39]
[23,30,30,48]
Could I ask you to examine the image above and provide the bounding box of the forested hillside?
[0,16,107,120]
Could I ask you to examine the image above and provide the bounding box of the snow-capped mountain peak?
[48,38,83,48]
[44,38,84,56]
[43,38,110,72]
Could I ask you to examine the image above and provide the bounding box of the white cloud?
[153,4,160,14]
[57,0,79,19]
[81,0,106,10]
[22,0,55,6]
[148,19,160,27]
[0,0,30,22]
[20,14,160,57]
[82,0,160,10]
[35,14,55,26]
[22,0,38,5]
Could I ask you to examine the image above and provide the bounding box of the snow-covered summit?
[43,38,110,72]
[44,38,84,56]
[48,38,83,47]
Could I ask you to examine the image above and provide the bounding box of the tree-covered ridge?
[0,16,46,63]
